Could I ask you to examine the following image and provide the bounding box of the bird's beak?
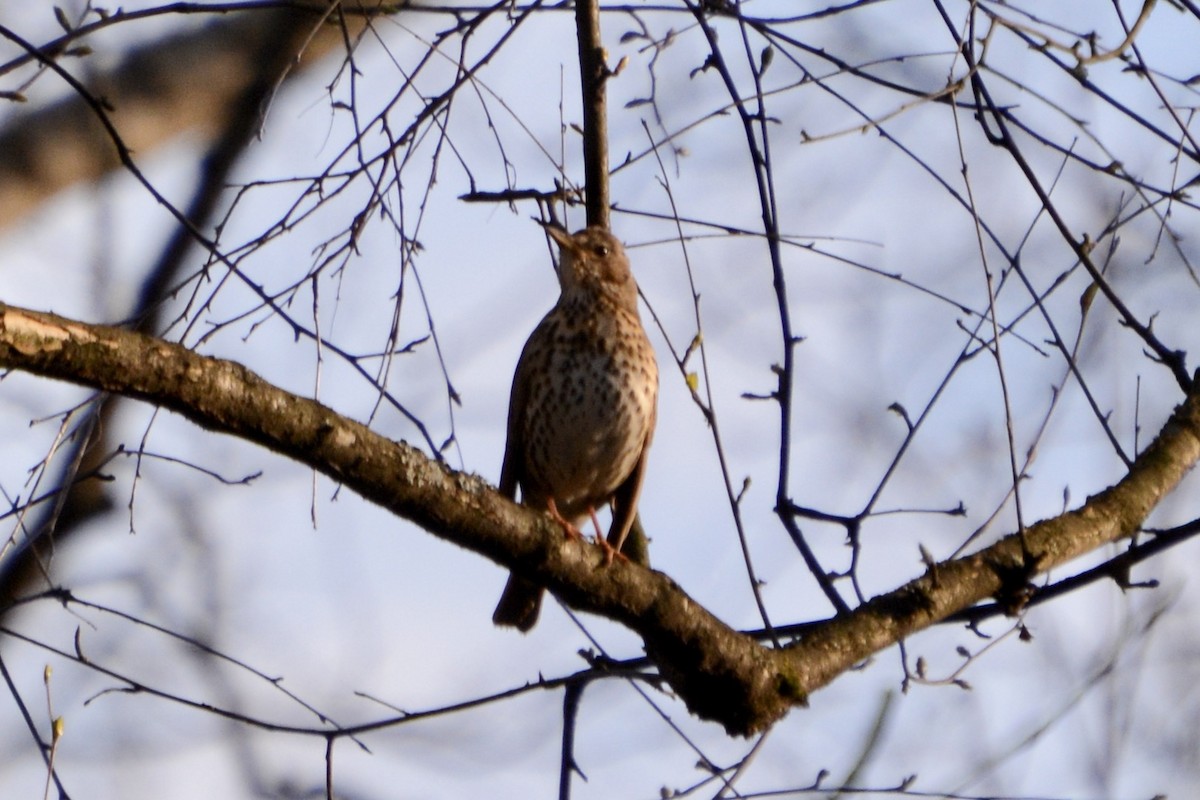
[540,222,576,254]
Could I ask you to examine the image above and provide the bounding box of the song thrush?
[492,224,658,632]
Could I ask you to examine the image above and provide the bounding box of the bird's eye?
[594,245,610,257]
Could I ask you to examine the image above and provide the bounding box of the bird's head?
[543,223,639,310]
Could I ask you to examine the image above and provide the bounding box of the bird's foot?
[595,536,630,566]
[546,498,585,540]
[583,506,630,565]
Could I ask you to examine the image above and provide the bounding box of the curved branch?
[2,301,1199,735]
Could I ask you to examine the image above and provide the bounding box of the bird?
[492,223,658,632]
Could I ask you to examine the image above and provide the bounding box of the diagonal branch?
[2,301,1199,735]
[0,5,326,621]
[0,5,366,228]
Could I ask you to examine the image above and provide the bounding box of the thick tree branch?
[2,302,1199,735]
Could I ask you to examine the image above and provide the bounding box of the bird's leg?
[546,498,584,540]
[587,507,604,540]
[587,506,630,566]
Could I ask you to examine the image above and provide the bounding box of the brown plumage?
[492,224,658,632]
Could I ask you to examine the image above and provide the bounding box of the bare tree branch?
[574,0,609,227]
[2,301,1199,735]
[0,4,366,227]
[0,6,346,615]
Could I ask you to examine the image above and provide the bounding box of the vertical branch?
[574,0,609,227]
[559,681,585,800]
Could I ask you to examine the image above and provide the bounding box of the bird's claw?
[595,536,630,566]
[547,498,585,540]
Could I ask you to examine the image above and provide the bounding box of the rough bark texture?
[2,301,1198,735]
